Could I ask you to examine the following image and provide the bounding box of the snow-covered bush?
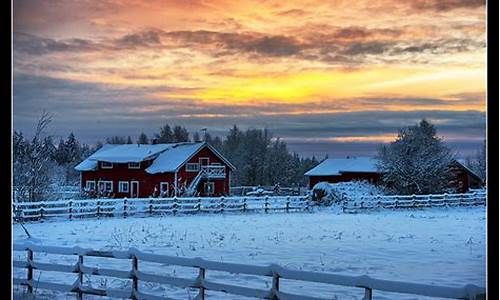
[310,182,336,206]
[311,181,387,206]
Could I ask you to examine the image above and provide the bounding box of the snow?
[74,144,118,171]
[305,157,378,176]
[88,144,174,163]
[13,207,485,300]
[146,143,205,174]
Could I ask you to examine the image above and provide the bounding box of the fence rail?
[341,191,486,213]
[13,243,486,300]
[13,195,311,222]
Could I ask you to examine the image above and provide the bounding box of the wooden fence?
[13,195,311,222]
[341,191,486,213]
[13,243,486,300]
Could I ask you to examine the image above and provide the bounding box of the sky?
[13,0,486,158]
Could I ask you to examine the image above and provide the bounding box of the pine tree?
[127,136,133,144]
[137,132,149,144]
[173,125,190,142]
[156,123,174,143]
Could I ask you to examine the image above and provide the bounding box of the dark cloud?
[14,32,103,55]
[410,0,485,11]
[114,30,164,48]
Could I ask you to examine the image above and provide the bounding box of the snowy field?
[13,207,486,300]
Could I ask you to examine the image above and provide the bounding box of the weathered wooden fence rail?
[13,195,311,222]
[13,243,486,300]
[342,191,486,213]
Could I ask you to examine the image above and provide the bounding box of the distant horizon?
[13,121,484,160]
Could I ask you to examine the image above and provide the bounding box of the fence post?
[77,255,83,300]
[271,271,280,299]
[265,196,269,213]
[149,198,153,216]
[131,255,139,299]
[198,267,206,300]
[96,200,101,218]
[443,193,448,207]
[363,287,372,300]
[220,196,225,213]
[69,200,73,220]
[27,248,33,295]
[286,196,290,213]
[395,200,399,209]
[39,203,44,220]
[197,197,202,213]
[124,198,128,218]
[243,198,247,212]
[173,197,177,216]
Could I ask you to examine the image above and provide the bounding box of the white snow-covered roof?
[75,142,235,173]
[89,144,173,163]
[145,143,206,174]
[305,157,379,176]
[74,144,119,171]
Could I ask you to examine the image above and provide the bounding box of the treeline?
[13,115,321,200]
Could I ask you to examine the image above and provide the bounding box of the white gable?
[305,157,379,176]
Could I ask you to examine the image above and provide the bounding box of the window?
[98,181,113,192]
[186,163,200,172]
[128,162,141,169]
[119,181,129,193]
[204,182,215,195]
[199,157,209,166]
[160,182,169,197]
[101,161,113,169]
[85,180,96,191]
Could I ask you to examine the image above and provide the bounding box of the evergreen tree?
[137,132,149,144]
[127,136,133,144]
[173,125,190,142]
[193,131,201,142]
[156,123,174,143]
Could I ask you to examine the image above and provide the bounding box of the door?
[131,181,139,198]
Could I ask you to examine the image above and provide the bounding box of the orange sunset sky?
[13,0,486,157]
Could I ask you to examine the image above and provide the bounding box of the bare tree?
[13,111,54,202]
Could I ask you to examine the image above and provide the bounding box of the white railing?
[201,165,225,178]
[12,195,311,222]
[342,191,486,213]
[13,243,486,300]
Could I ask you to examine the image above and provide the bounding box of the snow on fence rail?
[13,242,486,300]
[12,195,311,222]
[342,191,486,213]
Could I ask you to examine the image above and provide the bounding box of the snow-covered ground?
[13,207,486,300]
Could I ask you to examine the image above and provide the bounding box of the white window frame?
[204,182,215,195]
[186,163,200,172]
[101,161,113,169]
[119,181,129,193]
[199,157,210,166]
[128,162,141,169]
[210,162,221,166]
[160,182,169,197]
[98,180,113,192]
[85,180,96,191]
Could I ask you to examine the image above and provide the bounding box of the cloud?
[409,0,485,12]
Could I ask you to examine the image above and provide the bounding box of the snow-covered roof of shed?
[74,144,119,171]
[305,157,379,176]
[145,142,205,174]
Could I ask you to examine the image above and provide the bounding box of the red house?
[75,142,236,198]
[305,156,483,193]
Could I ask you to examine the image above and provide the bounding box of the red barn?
[75,142,236,198]
[305,156,483,193]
